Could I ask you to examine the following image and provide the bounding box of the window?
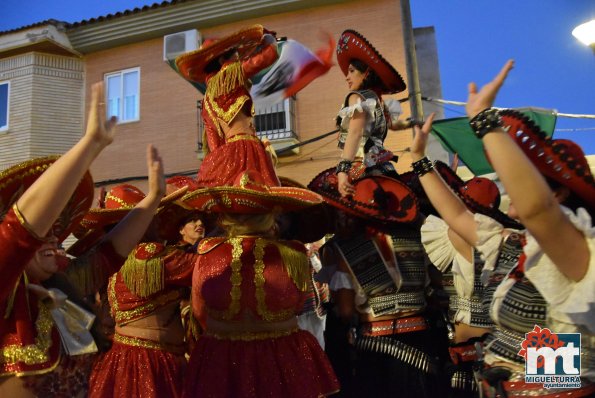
[253,97,297,141]
[0,81,9,132]
[105,68,140,123]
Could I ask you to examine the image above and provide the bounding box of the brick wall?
[84,0,415,188]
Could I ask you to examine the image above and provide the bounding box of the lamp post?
[572,19,595,54]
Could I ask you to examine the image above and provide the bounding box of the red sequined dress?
[88,242,197,398]
[183,236,339,398]
[196,43,281,188]
[0,206,125,396]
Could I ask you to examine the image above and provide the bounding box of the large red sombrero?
[73,183,188,240]
[500,109,595,214]
[433,161,522,229]
[336,29,406,94]
[0,156,94,242]
[307,167,418,224]
[182,169,323,214]
[175,24,265,84]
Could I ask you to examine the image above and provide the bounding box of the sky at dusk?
[2,0,594,153]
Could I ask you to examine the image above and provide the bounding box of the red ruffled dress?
[88,242,197,398]
[183,236,339,398]
[196,43,280,188]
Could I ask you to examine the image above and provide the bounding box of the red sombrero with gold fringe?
[175,24,265,84]
[73,184,188,238]
[433,161,522,229]
[307,167,418,224]
[336,29,406,94]
[500,109,595,214]
[0,156,94,242]
[182,169,322,214]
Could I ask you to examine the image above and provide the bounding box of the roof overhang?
[66,0,351,54]
[0,24,80,58]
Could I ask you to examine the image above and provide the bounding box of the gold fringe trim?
[274,241,310,292]
[205,61,244,100]
[120,249,165,298]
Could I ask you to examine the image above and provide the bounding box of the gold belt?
[226,134,261,144]
[113,332,185,355]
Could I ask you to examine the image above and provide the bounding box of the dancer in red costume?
[87,179,201,398]
[176,24,281,187]
[0,84,168,397]
[181,170,339,398]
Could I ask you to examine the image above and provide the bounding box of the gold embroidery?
[206,327,298,341]
[254,239,294,321]
[0,302,55,367]
[104,192,136,208]
[108,275,182,325]
[208,238,243,320]
[227,134,261,144]
[113,333,184,354]
[274,242,310,292]
[120,246,165,297]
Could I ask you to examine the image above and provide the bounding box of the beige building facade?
[0,0,444,192]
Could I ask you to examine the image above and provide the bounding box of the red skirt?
[88,340,187,398]
[183,330,339,398]
[196,136,280,187]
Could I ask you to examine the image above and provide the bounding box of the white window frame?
[104,67,140,124]
[0,81,10,132]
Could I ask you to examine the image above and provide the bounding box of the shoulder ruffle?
[473,213,506,281]
[337,98,377,131]
[421,215,476,301]
[421,215,456,272]
[524,207,595,333]
[384,99,402,125]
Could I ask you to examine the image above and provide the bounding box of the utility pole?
[400,0,423,122]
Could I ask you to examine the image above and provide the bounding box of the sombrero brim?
[308,167,418,224]
[0,156,94,242]
[175,24,264,84]
[75,186,189,237]
[500,109,595,213]
[433,161,522,229]
[182,185,323,214]
[336,29,406,94]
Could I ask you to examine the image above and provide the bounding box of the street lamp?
[572,19,595,54]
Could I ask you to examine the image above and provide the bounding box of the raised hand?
[85,82,117,149]
[410,113,436,162]
[466,59,514,119]
[146,144,165,201]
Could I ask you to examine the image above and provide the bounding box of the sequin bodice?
[192,237,309,324]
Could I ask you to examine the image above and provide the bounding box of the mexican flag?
[430,108,557,175]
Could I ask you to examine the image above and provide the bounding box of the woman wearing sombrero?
[420,163,522,398]
[410,61,595,396]
[334,29,415,198]
[83,179,206,398]
[176,24,281,188]
[0,83,168,396]
[180,169,339,397]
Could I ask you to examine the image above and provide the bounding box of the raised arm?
[466,60,589,281]
[410,113,479,251]
[16,82,116,238]
[102,144,166,257]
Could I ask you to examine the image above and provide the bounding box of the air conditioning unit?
[163,29,200,61]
